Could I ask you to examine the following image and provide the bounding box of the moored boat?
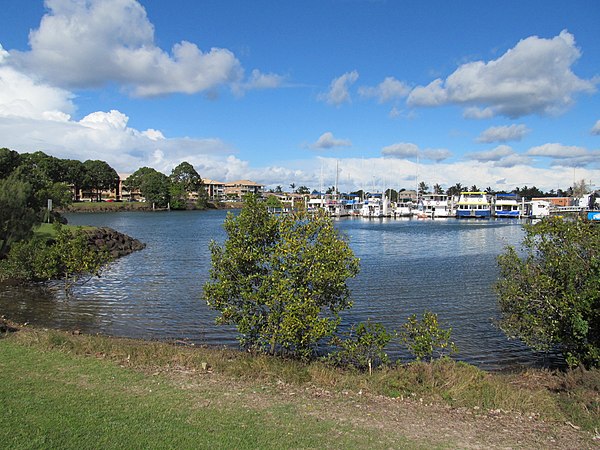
[494,193,522,218]
[456,191,491,218]
[421,193,453,218]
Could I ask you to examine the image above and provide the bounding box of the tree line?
[0,147,211,258]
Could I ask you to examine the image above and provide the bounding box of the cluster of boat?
[306,192,555,219]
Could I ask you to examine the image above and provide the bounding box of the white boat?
[360,195,384,217]
[527,199,551,219]
[420,193,453,218]
[394,201,413,217]
[493,193,522,218]
[456,192,491,218]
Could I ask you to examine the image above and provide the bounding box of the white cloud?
[476,124,531,143]
[9,0,279,97]
[467,145,515,162]
[422,148,452,162]
[381,142,419,158]
[318,71,359,106]
[232,69,286,96]
[408,30,597,118]
[592,120,600,135]
[466,145,532,168]
[381,143,451,162]
[310,132,352,149]
[0,44,75,120]
[463,107,494,119]
[358,77,410,103]
[527,143,588,158]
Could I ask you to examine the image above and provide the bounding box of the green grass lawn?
[0,338,419,450]
[33,223,95,240]
[1,326,597,449]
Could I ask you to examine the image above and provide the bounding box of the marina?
[275,189,599,220]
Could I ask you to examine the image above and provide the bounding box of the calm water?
[0,210,557,370]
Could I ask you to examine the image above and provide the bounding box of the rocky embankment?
[84,227,146,258]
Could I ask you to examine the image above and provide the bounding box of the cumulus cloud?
[463,107,494,119]
[9,0,279,97]
[476,124,531,143]
[0,44,75,120]
[527,143,588,158]
[466,145,533,168]
[318,71,359,106]
[407,30,597,118]
[467,145,515,162]
[310,132,352,150]
[526,143,600,168]
[381,143,452,162]
[358,77,410,103]
[592,120,600,135]
[422,148,452,162]
[381,142,419,158]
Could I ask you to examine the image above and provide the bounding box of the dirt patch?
[151,365,599,449]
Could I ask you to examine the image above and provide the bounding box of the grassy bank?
[61,201,150,212]
[33,223,95,240]
[1,324,598,448]
[60,201,241,213]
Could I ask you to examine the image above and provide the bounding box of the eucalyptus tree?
[82,160,119,201]
[125,167,171,208]
[169,161,208,209]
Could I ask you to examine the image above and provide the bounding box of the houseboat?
[420,193,453,218]
[456,192,491,218]
[393,199,414,217]
[360,195,385,218]
[493,193,522,218]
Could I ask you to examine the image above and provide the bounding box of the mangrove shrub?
[203,194,360,359]
[495,217,600,368]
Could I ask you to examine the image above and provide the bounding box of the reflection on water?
[0,211,559,370]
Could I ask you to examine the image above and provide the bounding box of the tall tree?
[572,179,589,198]
[61,159,86,201]
[125,167,170,208]
[0,148,22,179]
[0,175,39,258]
[418,181,429,196]
[433,184,444,195]
[446,183,463,197]
[169,161,207,209]
[82,160,119,201]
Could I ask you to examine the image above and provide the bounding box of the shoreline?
[59,201,243,213]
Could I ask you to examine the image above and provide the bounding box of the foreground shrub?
[495,217,600,368]
[400,311,457,361]
[328,320,392,374]
[204,194,360,360]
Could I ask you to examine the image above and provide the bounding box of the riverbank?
[60,201,243,213]
[1,320,598,449]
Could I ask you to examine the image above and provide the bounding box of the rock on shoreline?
[84,227,146,258]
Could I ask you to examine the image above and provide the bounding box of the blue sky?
[0,0,599,193]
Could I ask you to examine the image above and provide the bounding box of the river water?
[0,210,557,370]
